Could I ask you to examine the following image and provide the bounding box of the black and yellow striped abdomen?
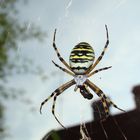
[69,42,95,74]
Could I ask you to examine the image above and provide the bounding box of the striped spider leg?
[85,79,125,118]
[53,29,72,71]
[87,66,112,77]
[52,60,75,76]
[40,79,75,128]
[85,25,109,75]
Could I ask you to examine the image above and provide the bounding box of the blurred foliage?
[51,131,61,140]
[0,103,4,139]
[42,130,61,140]
[0,0,46,138]
[0,0,46,96]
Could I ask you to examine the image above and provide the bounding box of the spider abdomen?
[69,42,95,74]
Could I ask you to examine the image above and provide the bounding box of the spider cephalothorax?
[40,25,125,128]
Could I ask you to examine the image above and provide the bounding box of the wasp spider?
[40,25,125,128]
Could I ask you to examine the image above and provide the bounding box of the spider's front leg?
[85,79,125,118]
[40,79,75,128]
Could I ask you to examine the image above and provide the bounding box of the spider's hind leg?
[86,25,109,74]
[53,29,72,71]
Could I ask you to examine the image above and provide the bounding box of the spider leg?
[101,97,110,118]
[40,92,55,114]
[52,93,66,128]
[87,66,112,77]
[85,79,125,116]
[51,79,75,128]
[86,80,109,117]
[53,29,72,71]
[86,25,109,74]
[40,79,75,114]
[52,60,75,76]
